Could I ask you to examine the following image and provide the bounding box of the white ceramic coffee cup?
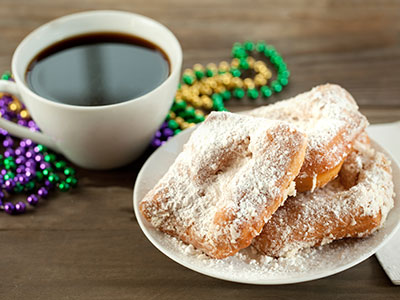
[0,10,182,169]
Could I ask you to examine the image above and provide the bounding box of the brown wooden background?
[0,0,400,299]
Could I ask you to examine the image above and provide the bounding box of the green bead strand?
[255,41,266,52]
[173,100,187,111]
[183,74,195,85]
[233,88,245,99]
[55,160,67,170]
[58,181,70,192]
[42,169,51,177]
[5,161,16,170]
[14,183,24,193]
[247,88,259,99]
[63,167,75,177]
[271,81,283,93]
[4,173,13,181]
[279,77,289,86]
[167,119,179,130]
[195,70,205,80]
[194,114,205,123]
[47,174,56,183]
[205,68,215,77]
[244,41,255,51]
[221,90,231,101]
[36,171,44,181]
[45,153,57,163]
[260,86,272,98]
[24,181,35,191]
[65,176,78,187]
[239,59,249,70]
[230,68,241,77]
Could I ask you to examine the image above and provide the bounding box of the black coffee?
[26,32,170,106]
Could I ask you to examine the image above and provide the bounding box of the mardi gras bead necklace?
[0,73,77,215]
[151,40,290,147]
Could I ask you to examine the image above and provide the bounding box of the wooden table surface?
[1,0,400,299]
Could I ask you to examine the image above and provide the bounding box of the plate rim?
[133,127,400,285]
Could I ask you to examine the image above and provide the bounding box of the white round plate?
[133,127,400,285]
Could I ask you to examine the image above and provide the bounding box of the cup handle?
[0,80,61,152]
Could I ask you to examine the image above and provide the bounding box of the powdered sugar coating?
[140,111,307,259]
[248,84,369,187]
[253,139,394,257]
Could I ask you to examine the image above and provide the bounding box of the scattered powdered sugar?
[152,228,388,283]
[140,111,307,259]
[247,84,369,174]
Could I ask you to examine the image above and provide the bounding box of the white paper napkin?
[367,122,400,285]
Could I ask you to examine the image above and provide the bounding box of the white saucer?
[133,127,400,285]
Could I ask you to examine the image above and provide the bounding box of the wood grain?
[0,0,399,299]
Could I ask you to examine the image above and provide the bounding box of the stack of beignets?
[140,84,394,259]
